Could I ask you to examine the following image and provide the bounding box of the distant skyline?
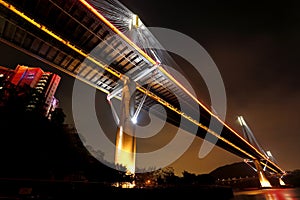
[1,0,300,175]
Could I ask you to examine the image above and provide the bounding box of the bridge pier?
[253,159,272,188]
[279,177,286,186]
[114,77,136,175]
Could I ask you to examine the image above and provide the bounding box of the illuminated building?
[0,66,14,87]
[46,97,59,119]
[0,65,61,118]
[10,65,44,88]
[0,66,15,104]
[26,71,61,118]
[0,66,14,77]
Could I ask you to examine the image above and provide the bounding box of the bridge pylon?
[238,116,273,188]
[253,159,272,188]
[112,77,136,175]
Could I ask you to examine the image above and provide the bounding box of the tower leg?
[254,159,272,188]
[279,177,286,186]
[115,78,136,175]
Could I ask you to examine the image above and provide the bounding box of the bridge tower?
[115,78,136,175]
[106,14,144,176]
[237,116,272,188]
[253,159,272,188]
[107,74,152,177]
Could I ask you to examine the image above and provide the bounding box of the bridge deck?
[0,0,284,174]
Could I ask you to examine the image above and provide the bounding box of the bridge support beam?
[254,159,272,188]
[279,177,286,186]
[114,77,136,175]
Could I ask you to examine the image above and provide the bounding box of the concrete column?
[254,159,272,188]
[115,77,136,175]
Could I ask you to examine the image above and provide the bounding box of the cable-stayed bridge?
[0,0,286,186]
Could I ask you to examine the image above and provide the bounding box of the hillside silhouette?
[210,162,256,180]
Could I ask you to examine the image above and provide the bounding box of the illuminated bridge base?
[114,78,136,175]
[254,160,272,188]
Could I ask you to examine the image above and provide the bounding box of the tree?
[153,167,178,186]
[182,170,197,184]
[50,107,66,125]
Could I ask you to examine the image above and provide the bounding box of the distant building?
[0,66,14,87]
[46,96,59,120]
[26,70,61,117]
[10,65,44,88]
[0,66,15,105]
[0,65,14,77]
[0,64,61,119]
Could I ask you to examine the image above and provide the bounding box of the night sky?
[1,0,300,175]
[116,0,300,173]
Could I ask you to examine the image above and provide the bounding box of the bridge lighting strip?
[0,0,284,174]
[0,0,123,81]
[136,86,257,160]
[260,161,278,174]
[0,33,111,96]
[81,0,286,174]
[78,0,286,171]
[79,0,157,66]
